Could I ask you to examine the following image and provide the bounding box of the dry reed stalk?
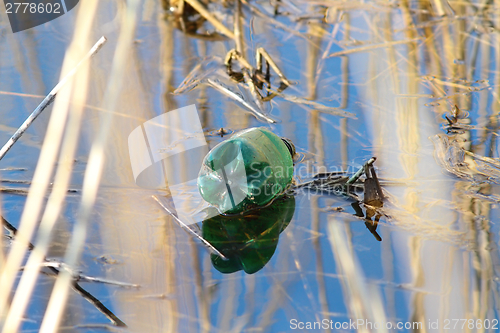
[0,37,106,162]
[38,0,141,331]
[2,38,104,333]
[328,218,388,333]
[0,4,102,329]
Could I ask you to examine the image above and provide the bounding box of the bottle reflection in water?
[202,195,295,274]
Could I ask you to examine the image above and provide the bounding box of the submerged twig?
[0,186,79,196]
[72,283,127,327]
[152,195,228,260]
[206,78,277,123]
[2,216,35,251]
[1,216,127,327]
[38,261,139,287]
[0,37,107,161]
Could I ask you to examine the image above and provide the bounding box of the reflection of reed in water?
[355,0,500,330]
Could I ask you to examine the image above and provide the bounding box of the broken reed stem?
[152,195,228,260]
[38,0,140,328]
[0,37,107,162]
[0,36,107,331]
[5,30,104,331]
[346,157,376,185]
[205,78,277,123]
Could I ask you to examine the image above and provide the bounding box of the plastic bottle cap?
[281,137,296,158]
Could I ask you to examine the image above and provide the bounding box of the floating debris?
[206,127,234,137]
[442,105,473,134]
[198,127,294,214]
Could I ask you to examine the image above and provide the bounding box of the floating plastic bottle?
[202,195,295,274]
[197,127,295,214]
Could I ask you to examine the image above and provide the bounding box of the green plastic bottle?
[197,127,295,214]
[202,195,295,274]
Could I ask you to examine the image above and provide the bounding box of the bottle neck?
[281,138,296,158]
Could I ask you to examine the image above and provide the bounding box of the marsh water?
[1,1,500,332]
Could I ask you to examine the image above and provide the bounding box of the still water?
[1,0,499,332]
